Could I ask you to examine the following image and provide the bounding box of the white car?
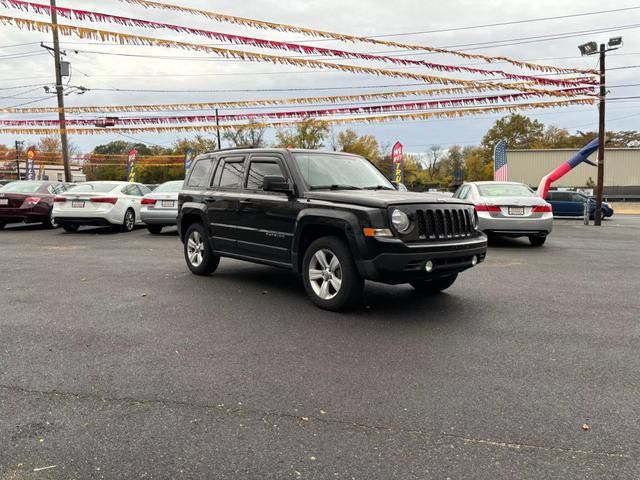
[53,181,151,232]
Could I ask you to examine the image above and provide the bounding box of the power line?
[366,6,640,38]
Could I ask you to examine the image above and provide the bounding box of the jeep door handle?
[239,199,253,205]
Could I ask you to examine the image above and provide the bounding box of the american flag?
[493,139,508,181]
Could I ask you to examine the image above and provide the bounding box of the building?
[507,148,640,196]
[0,161,85,182]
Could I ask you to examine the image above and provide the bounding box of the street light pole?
[50,0,72,183]
[594,44,606,226]
[578,37,622,226]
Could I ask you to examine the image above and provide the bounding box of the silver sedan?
[140,180,184,234]
[453,181,553,246]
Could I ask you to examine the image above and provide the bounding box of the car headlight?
[391,209,411,233]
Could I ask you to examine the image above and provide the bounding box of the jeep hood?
[304,190,470,208]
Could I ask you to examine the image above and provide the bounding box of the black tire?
[121,208,135,232]
[42,208,59,229]
[62,224,79,233]
[147,225,163,234]
[529,235,547,247]
[410,273,458,293]
[302,236,363,311]
[184,223,219,275]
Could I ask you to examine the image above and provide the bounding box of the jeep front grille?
[415,207,474,240]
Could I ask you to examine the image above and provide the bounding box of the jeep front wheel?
[184,223,219,275]
[302,236,363,311]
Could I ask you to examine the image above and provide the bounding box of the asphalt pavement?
[1,218,639,479]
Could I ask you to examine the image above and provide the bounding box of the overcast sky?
[0,0,638,154]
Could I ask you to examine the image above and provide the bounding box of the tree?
[274,118,329,149]
[480,114,545,162]
[463,147,493,181]
[425,145,442,181]
[37,134,80,158]
[172,135,218,156]
[222,121,265,148]
[336,129,380,161]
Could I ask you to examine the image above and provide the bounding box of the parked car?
[0,180,72,229]
[454,181,553,246]
[178,148,487,311]
[0,179,12,187]
[546,190,614,219]
[140,180,184,234]
[53,181,151,232]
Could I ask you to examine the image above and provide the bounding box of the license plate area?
[72,201,85,208]
[0,199,8,206]
[161,200,175,208]
[508,207,525,215]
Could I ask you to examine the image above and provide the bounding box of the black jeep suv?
[177,149,487,310]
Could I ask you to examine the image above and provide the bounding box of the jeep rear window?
[293,153,393,190]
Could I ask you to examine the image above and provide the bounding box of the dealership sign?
[392,141,404,185]
[25,146,36,180]
[127,149,137,182]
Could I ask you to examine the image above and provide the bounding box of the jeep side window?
[246,162,284,190]
[217,161,246,189]
[187,159,211,188]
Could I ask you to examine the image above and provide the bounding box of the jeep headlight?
[471,209,478,229]
[391,209,411,233]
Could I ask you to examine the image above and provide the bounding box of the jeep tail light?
[22,196,41,206]
[475,204,501,212]
[53,196,66,203]
[532,204,553,213]
[90,197,118,204]
[141,197,157,205]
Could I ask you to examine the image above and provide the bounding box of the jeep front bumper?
[357,236,487,284]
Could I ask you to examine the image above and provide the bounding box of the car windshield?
[0,181,42,193]
[478,184,535,197]
[293,153,394,190]
[153,180,184,193]
[68,183,120,193]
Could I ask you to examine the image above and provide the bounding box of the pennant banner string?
[1,84,595,114]
[116,0,597,76]
[0,99,597,135]
[0,0,596,88]
[0,15,593,97]
[0,91,597,126]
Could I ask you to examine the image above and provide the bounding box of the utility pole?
[594,44,606,226]
[15,140,23,180]
[50,0,71,182]
[215,108,222,149]
[578,37,622,226]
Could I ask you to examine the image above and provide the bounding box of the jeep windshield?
[293,153,395,190]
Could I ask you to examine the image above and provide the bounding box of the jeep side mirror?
[263,175,293,194]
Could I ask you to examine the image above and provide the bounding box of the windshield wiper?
[309,184,363,190]
[363,185,395,191]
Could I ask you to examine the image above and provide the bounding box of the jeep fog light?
[424,260,434,272]
[391,209,411,233]
[471,255,478,266]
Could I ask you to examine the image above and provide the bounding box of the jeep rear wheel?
[184,223,219,275]
[302,236,363,311]
[410,273,458,293]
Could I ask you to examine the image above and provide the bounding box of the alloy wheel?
[125,210,134,231]
[187,230,205,267]
[308,248,342,300]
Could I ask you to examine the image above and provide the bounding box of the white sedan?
[53,181,151,232]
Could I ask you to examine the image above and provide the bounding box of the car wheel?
[147,225,163,234]
[302,236,363,311]
[121,208,135,232]
[184,223,219,275]
[410,273,458,293]
[42,208,59,229]
[62,224,79,233]
[529,235,546,247]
